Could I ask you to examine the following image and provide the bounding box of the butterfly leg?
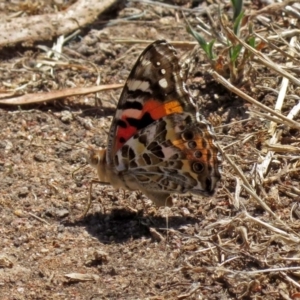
[142,190,173,207]
[71,163,89,180]
[80,179,110,219]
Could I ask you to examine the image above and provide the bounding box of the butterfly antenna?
[57,138,90,150]
[79,178,95,219]
[72,164,89,180]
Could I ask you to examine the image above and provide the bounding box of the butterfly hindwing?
[114,112,220,202]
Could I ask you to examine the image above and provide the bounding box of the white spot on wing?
[161,69,166,75]
[158,78,168,89]
[182,83,188,93]
[127,79,151,92]
[141,59,151,66]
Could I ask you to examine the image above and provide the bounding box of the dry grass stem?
[220,145,296,235]
[244,212,299,241]
[287,101,300,119]
[224,27,300,86]
[211,71,300,130]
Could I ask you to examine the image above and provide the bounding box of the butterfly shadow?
[66,207,201,244]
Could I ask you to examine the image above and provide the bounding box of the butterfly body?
[89,40,221,208]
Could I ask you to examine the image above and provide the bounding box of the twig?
[0,0,118,47]
[0,84,123,105]
[28,212,50,225]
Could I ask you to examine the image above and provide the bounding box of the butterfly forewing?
[107,40,197,164]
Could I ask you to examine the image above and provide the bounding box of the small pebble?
[18,187,29,197]
[60,111,73,123]
[55,208,69,218]
[34,153,46,162]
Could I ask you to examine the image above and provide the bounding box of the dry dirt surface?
[1,0,300,299]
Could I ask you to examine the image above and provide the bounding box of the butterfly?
[87,40,221,214]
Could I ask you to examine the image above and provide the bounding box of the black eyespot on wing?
[188,141,197,149]
[119,137,126,144]
[194,150,202,158]
[182,130,194,141]
[192,161,204,173]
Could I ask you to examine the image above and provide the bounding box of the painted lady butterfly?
[87,40,221,213]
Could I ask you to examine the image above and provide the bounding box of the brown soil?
[1,1,300,300]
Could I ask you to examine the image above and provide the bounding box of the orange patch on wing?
[143,99,183,119]
[114,99,184,153]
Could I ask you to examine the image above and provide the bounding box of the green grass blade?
[186,25,215,59]
[230,44,243,62]
[248,36,255,48]
[231,0,244,21]
[233,10,245,36]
